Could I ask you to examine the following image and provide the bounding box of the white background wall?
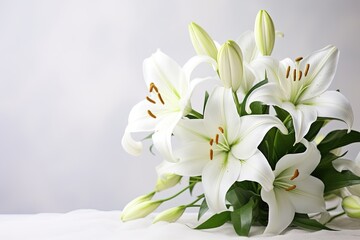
[0,0,359,213]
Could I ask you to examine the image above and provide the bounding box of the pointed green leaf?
[195,211,231,229]
[292,213,334,231]
[197,198,209,220]
[317,130,360,154]
[230,199,254,236]
[304,120,326,141]
[313,165,360,193]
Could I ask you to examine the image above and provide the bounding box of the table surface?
[0,210,359,240]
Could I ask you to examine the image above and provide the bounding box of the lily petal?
[308,91,354,131]
[237,151,275,191]
[281,102,318,143]
[333,152,360,177]
[245,83,282,113]
[274,140,321,181]
[152,113,182,162]
[299,45,339,100]
[236,31,259,63]
[202,154,241,213]
[231,115,288,159]
[203,87,241,143]
[159,142,210,176]
[121,130,143,156]
[287,176,326,213]
[143,50,185,99]
[261,188,295,235]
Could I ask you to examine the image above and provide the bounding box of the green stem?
[160,183,196,202]
[232,90,242,116]
[186,194,205,208]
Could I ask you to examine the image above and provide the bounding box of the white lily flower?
[261,140,326,234]
[247,45,354,143]
[161,87,288,213]
[333,152,360,197]
[121,50,215,161]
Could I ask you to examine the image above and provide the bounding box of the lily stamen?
[295,56,303,62]
[218,127,224,133]
[290,169,300,180]
[158,93,165,105]
[304,64,310,76]
[293,69,297,81]
[298,71,303,81]
[146,96,156,104]
[147,110,157,118]
[215,134,219,144]
[149,82,159,93]
[285,185,297,191]
[286,66,290,78]
[209,138,214,146]
[210,149,213,160]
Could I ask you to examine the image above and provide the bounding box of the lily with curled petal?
[247,45,354,143]
[261,140,326,235]
[333,152,360,197]
[121,50,215,162]
[161,87,288,213]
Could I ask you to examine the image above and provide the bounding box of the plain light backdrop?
[0,0,359,213]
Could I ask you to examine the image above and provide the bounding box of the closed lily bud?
[254,10,275,56]
[155,173,182,192]
[121,192,156,221]
[188,22,218,60]
[121,199,163,222]
[153,205,186,223]
[342,195,360,218]
[217,40,244,91]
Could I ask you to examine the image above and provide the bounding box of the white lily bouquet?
[120,10,360,236]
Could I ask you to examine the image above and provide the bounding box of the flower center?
[285,57,311,104]
[274,168,299,192]
[146,82,166,119]
[208,126,230,160]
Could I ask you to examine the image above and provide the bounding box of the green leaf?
[230,198,254,236]
[197,198,209,220]
[317,151,347,169]
[240,79,268,116]
[226,182,257,209]
[202,91,209,115]
[292,213,334,231]
[195,211,230,230]
[304,120,325,142]
[317,130,360,154]
[313,165,360,193]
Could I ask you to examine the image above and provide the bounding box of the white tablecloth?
[0,210,359,240]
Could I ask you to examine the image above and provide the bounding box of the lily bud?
[121,199,163,222]
[188,22,218,60]
[342,195,360,218]
[217,40,244,91]
[254,10,275,56]
[153,205,186,223]
[155,173,182,192]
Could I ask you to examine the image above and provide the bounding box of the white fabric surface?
[0,210,359,240]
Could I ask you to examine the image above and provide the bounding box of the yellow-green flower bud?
[217,40,244,91]
[188,22,218,60]
[254,10,275,56]
[153,205,186,223]
[121,199,163,222]
[155,174,182,192]
[342,195,360,218]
